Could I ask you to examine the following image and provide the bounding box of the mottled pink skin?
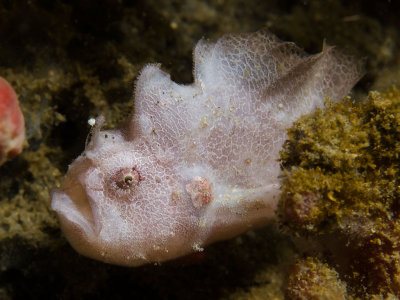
[0,77,25,166]
[51,30,362,266]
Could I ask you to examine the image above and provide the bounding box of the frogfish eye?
[113,167,142,189]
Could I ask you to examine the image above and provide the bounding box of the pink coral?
[0,77,25,166]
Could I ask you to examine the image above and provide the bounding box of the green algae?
[279,87,400,297]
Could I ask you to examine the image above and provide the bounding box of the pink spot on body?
[186,176,213,208]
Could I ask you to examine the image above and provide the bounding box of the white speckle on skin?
[193,244,204,252]
[88,118,96,126]
[51,30,362,267]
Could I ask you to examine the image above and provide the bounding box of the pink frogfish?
[51,30,362,266]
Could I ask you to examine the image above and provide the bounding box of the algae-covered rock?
[279,87,400,297]
[286,257,347,300]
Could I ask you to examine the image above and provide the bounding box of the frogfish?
[51,30,362,266]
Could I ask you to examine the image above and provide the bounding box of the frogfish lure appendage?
[51,30,362,266]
